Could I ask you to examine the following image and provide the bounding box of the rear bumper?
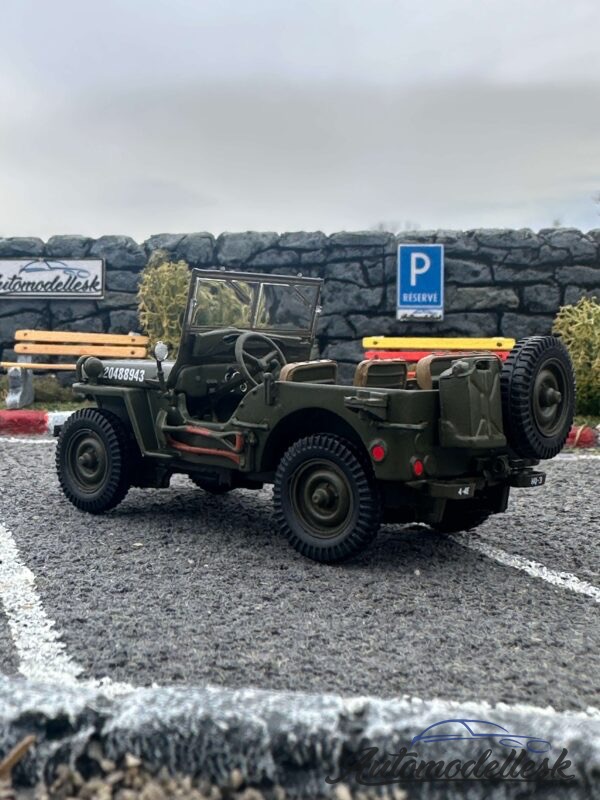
[408,469,546,500]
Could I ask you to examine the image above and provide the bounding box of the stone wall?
[1,228,599,376]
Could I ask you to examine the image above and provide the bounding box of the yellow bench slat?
[0,361,77,371]
[363,336,516,350]
[15,344,148,358]
[15,330,149,346]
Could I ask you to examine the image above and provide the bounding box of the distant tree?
[371,220,421,233]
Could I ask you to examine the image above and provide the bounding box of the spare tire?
[501,335,575,460]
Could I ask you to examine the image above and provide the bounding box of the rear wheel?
[501,336,575,460]
[56,408,132,513]
[274,434,380,563]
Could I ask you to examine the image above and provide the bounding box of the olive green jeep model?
[56,269,575,562]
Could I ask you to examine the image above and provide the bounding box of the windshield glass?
[188,275,320,334]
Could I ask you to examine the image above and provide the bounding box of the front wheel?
[56,408,132,513]
[273,435,380,563]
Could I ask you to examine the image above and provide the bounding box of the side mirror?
[154,341,169,363]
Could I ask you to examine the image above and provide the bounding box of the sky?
[1,0,599,239]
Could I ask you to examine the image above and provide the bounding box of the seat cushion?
[278,360,337,384]
[354,359,408,389]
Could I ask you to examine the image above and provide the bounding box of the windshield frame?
[185,268,323,338]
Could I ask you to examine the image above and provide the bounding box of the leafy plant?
[137,250,191,357]
[553,296,600,415]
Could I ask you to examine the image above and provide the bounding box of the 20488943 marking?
[55,269,575,563]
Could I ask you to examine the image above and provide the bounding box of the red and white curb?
[0,410,74,436]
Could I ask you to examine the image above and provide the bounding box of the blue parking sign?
[397,244,444,321]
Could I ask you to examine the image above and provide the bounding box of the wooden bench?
[1,329,150,409]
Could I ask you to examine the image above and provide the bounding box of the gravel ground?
[0,440,598,711]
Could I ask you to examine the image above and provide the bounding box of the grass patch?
[574,415,600,429]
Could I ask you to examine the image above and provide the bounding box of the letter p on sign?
[410,252,431,286]
[397,244,444,321]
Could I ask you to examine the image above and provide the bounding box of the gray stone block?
[61,316,105,333]
[494,264,555,284]
[100,292,138,310]
[322,339,364,362]
[109,310,141,334]
[321,262,364,284]
[327,246,384,262]
[216,232,278,265]
[501,312,553,338]
[395,230,437,244]
[446,286,519,312]
[556,265,600,286]
[527,245,570,266]
[45,235,92,258]
[522,285,561,313]
[106,270,142,293]
[89,236,146,271]
[0,299,49,317]
[279,231,327,250]
[445,259,492,285]
[0,237,44,257]
[329,230,391,246]
[247,249,300,268]
[434,312,499,337]
[563,285,600,305]
[144,233,186,255]
[299,250,327,265]
[476,227,541,250]
[318,314,355,337]
[434,229,479,256]
[49,300,98,324]
[348,314,399,337]
[177,233,214,265]
[540,228,598,263]
[321,281,383,313]
[0,310,49,341]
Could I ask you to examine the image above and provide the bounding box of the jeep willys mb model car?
[56,269,575,562]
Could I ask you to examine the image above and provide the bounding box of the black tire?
[56,408,132,513]
[273,434,380,563]
[189,475,231,494]
[501,335,575,460]
[432,502,491,534]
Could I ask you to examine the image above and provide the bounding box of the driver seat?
[278,360,338,384]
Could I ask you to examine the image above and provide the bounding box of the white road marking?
[1,520,599,713]
[0,437,56,444]
[451,532,600,603]
[0,521,133,695]
[556,452,600,460]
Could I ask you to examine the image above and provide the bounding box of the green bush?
[137,250,191,357]
[553,296,600,415]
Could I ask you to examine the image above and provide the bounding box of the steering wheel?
[234,332,287,386]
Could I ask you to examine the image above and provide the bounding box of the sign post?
[397,244,444,321]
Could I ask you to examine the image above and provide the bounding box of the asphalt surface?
[0,438,598,712]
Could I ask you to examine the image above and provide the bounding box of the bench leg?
[5,356,34,409]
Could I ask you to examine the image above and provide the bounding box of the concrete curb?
[0,410,73,436]
[1,677,599,797]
